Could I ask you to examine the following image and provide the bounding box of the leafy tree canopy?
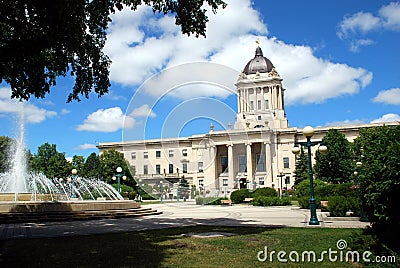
[30,142,72,178]
[98,149,133,185]
[0,0,226,102]
[354,125,400,248]
[0,136,14,173]
[315,129,353,184]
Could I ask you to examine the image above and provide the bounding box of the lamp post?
[292,126,327,225]
[277,171,285,198]
[354,161,362,186]
[159,180,163,203]
[112,166,126,193]
[285,176,290,197]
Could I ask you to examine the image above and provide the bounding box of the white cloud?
[379,2,400,30]
[324,119,365,127]
[337,12,381,39]
[130,104,156,118]
[0,87,57,123]
[77,107,135,132]
[61,108,71,115]
[371,113,400,123]
[373,88,400,105]
[104,1,372,105]
[337,2,400,50]
[74,143,97,150]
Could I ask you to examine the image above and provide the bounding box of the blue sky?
[1,0,399,160]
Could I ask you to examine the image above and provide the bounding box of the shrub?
[297,196,322,209]
[253,196,291,206]
[327,196,350,217]
[195,197,225,205]
[252,187,277,198]
[230,189,250,203]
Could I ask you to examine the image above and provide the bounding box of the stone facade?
[97,46,397,197]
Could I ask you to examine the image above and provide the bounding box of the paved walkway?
[0,202,369,240]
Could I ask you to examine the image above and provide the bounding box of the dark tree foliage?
[30,142,73,178]
[0,0,226,102]
[0,136,14,173]
[293,146,308,185]
[98,149,133,185]
[315,129,353,184]
[354,125,400,249]
[178,176,190,199]
[82,152,101,179]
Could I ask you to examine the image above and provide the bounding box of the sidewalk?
[0,202,369,240]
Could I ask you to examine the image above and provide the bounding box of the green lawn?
[0,226,395,267]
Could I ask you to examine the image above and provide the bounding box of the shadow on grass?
[0,217,278,267]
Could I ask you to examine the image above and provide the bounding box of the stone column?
[246,143,253,189]
[264,141,272,184]
[227,143,234,185]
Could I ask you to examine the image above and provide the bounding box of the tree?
[0,136,14,173]
[98,149,133,185]
[82,152,101,179]
[178,176,190,199]
[30,142,72,178]
[72,155,85,175]
[293,146,309,185]
[315,129,353,184]
[354,125,400,249]
[0,0,226,102]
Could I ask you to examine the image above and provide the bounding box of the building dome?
[243,46,274,75]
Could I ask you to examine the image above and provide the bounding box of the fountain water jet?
[0,101,158,223]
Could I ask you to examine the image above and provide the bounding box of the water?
[0,101,123,201]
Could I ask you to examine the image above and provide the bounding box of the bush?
[252,196,291,206]
[195,197,225,205]
[252,187,277,198]
[327,196,350,217]
[230,189,250,203]
[111,184,136,199]
[297,196,322,209]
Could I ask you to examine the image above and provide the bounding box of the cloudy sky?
[1,0,399,159]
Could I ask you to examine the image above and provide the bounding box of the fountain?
[0,102,159,222]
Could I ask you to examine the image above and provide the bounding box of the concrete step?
[0,207,161,223]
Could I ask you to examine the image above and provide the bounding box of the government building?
[98,46,391,198]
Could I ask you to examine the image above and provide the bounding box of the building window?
[169,164,173,174]
[250,101,254,110]
[143,165,148,175]
[182,163,188,173]
[221,156,228,173]
[257,100,261,110]
[285,176,290,185]
[265,100,269,109]
[256,154,265,172]
[223,178,228,187]
[198,162,204,173]
[156,165,161,174]
[169,149,174,157]
[131,152,136,160]
[143,151,148,159]
[199,179,204,189]
[239,155,246,172]
[156,150,161,158]
[182,149,188,157]
[259,177,265,185]
[283,157,290,169]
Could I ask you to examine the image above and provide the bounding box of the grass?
[0,226,394,267]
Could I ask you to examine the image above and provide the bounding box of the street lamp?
[277,171,285,198]
[112,166,126,193]
[285,176,290,197]
[354,161,362,185]
[159,180,163,203]
[292,126,328,225]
